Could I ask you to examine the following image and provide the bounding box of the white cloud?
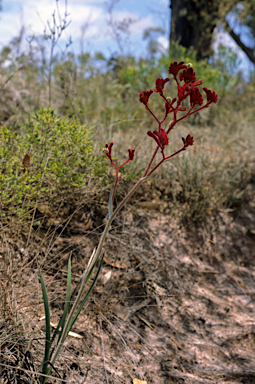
[158,35,169,51]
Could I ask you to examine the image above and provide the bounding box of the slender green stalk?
[46,176,147,375]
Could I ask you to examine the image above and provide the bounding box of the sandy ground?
[1,186,255,384]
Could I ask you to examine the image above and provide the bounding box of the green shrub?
[0,108,108,216]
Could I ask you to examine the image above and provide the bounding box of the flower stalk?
[38,61,218,383]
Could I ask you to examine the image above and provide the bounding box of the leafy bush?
[0,108,108,216]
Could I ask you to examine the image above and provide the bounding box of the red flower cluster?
[169,62,218,108]
[105,142,114,162]
[173,65,204,107]
[128,148,135,160]
[105,61,218,193]
[139,61,217,121]
[104,142,135,204]
[137,61,218,167]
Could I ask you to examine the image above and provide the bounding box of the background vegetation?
[0,34,254,224]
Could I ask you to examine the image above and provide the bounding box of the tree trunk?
[170,0,220,60]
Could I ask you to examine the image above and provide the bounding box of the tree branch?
[224,19,255,64]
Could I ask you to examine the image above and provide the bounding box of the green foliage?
[0,108,108,216]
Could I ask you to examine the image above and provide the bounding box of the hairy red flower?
[147,128,169,150]
[168,61,187,78]
[179,67,197,84]
[153,78,169,95]
[189,86,203,107]
[203,87,218,104]
[139,90,153,106]
[182,134,194,148]
[128,148,135,160]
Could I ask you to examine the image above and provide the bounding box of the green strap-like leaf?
[67,255,104,334]
[51,257,72,345]
[68,251,98,304]
[38,265,51,382]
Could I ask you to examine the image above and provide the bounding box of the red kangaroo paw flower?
[139,90,153,106]
[153,78,169,96]
[182,134,194,148]
[168,61,187,77]
[147,128,169,150]
[179,67,197,84]
[203,87,218,104]
[189,86,203,107]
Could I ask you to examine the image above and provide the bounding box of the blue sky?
[0,0,253,75]
[0,0,170,58]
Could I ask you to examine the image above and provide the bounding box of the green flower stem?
[47,175,147,375]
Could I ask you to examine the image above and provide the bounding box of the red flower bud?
[128,148,135,160]
[105,142,114,161]
[178,106,187,111]
[192,79,203,86]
